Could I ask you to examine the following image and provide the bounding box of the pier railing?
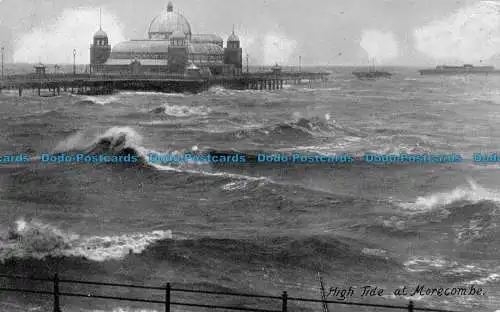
[0,71,329,83]
[0,274,461,312]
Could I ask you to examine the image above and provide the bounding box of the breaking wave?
[0,218,172,262]
[398,179,500,213]
[150,103,211,117]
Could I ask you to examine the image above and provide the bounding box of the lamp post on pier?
[1,47,4,80]
[72,49,76,76]
[246,53,249,74]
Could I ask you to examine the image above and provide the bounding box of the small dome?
[148,1,192,39]
[94,29,108,38]
[228,32,239,42]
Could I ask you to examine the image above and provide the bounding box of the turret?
[168,30,188,73]
[224,26,242,75]
[227,29,240,49]
[90,9,111,73]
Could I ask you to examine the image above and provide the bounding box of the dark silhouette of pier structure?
[0,71,330,96]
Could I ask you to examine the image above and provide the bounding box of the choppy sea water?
[0,67,499,311]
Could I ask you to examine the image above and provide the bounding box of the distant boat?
[352,58,392,80]
[418,64,498,75]
[352,71,392,79]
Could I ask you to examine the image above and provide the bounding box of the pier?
[0,71,330,96]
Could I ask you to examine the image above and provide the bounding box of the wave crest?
[150,104,211,117]
[398,180,500,213]
[0,218,172,262]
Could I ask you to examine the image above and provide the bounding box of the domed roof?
[94,28,108,38]
[148,1,191,39]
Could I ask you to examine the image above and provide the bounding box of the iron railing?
[0,274,462,312]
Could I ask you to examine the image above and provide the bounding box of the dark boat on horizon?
[352,70,392,79]
[418,64,499,75]
[352,58,392,80]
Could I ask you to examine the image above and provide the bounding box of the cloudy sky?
[1,0,500,66]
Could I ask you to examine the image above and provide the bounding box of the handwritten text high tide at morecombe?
[324,284,485,300]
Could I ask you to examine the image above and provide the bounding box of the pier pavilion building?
[89,1,242,76]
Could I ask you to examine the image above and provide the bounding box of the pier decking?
[0,71,330,96]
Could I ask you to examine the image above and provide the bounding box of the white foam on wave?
[159,103,211,117]
[78,95,120,105]
[221,180,250,191]
[99,126,143,147]
[404,256,460,272]
[398,179,500,212]
[466,273,500,285]
[52,126,271,188]
[53,126,143,154]
[149,160,271,183]
[119,91,185,97]
[0,218,172,262]
[361,248,389,259]
[403,256,500,288]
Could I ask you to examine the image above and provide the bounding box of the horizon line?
[2,62,435,68]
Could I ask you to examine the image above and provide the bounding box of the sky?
[2,0,500,66]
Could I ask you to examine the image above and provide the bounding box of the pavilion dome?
[148,1,191,39]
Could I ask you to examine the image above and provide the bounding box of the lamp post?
[246,53,249,74]
[73,49,76,75]
[298,55,301,72]
[1,47,4,80]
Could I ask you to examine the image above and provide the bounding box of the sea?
[0,66,499,312]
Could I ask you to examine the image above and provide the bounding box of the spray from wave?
[14,8,125,64]
[150,103,211,117]
[49,126,273,184]
[0,218,172,262]
[75,95,120,106]
[413,1,500,63]
[398,179,500,212]
[261,29,297,66]
[360,29,399,65]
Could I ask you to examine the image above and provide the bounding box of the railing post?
[53,274,62,312]
[408,300,414,312]
[165,283,171,312]
[281,291,288,312]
